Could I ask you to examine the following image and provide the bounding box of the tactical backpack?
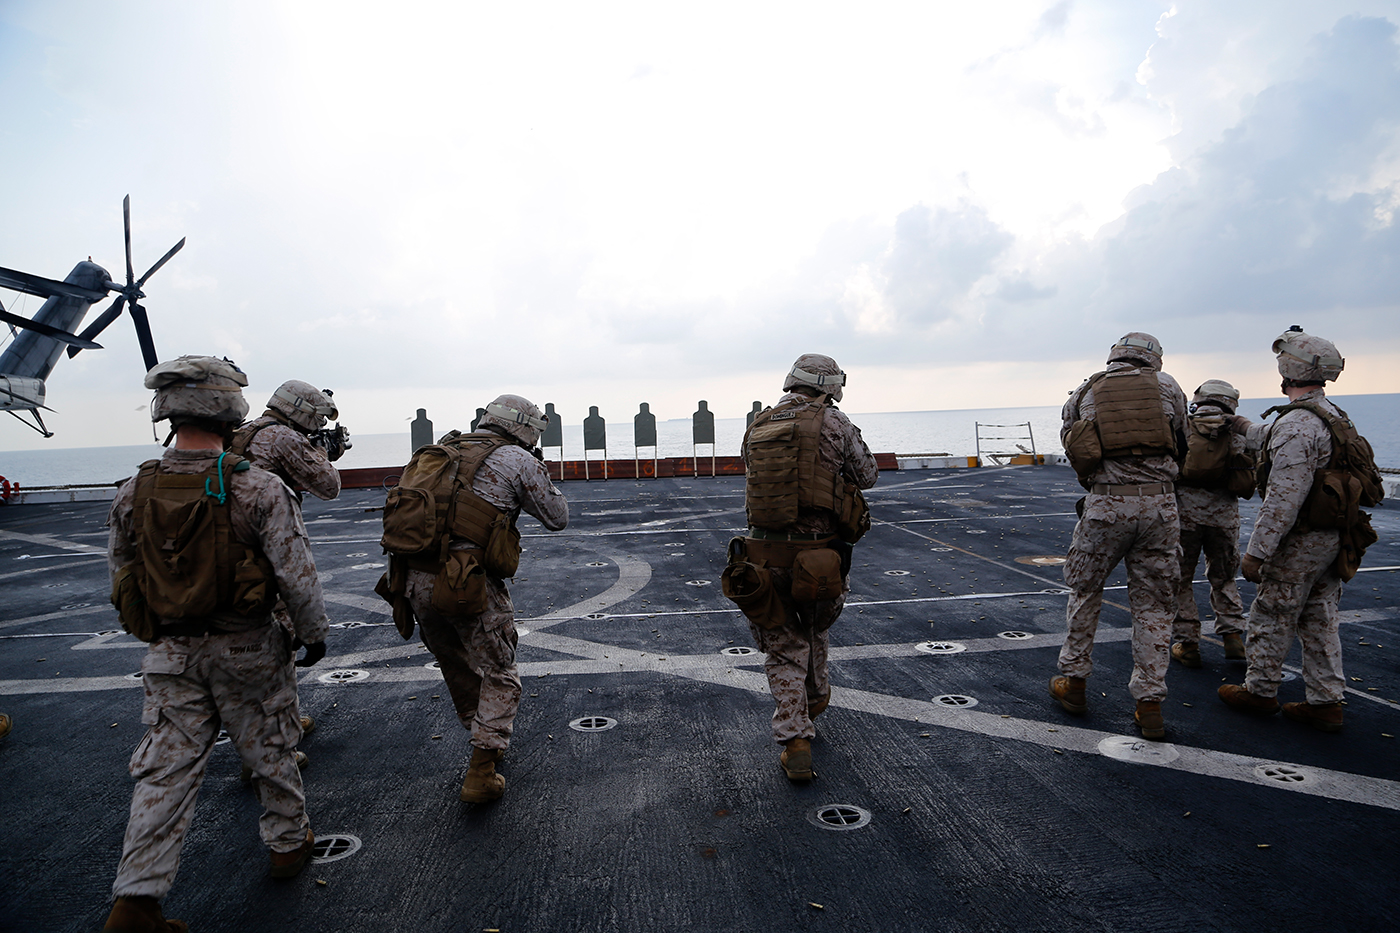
[1259,400,1384,581]
[380,431,522,578]
[111,452,278,641]
[743,399,870,543]
[1180,428,1256,498]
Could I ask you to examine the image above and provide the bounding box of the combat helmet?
[479,394,549,447]
[1272,326,1344,384]
[268,380,339,433]
[1191,379,1240,415]
[1108,332,1163,371]
[784,353,846,403]
[146,355,249,431]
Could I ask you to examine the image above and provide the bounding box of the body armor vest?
[744,399,844,530]
[128,453,278,626]
[1089,370,1176,458]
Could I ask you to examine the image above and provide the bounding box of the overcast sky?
[2,0,1398,450]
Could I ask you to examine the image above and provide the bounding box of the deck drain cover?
[43,583,68,588]
[586,561,608,567]
[346,552,368,558]
[125,672,144,681]
[317,669,370,684]
[1281,671,1297,682]
[311,834,362,863]
[915,641,967,655]
[569,716,618,732]
[424,660,441,670]
[1016,555,1068,566]
[60,603,91,610]
[965,529,987,535]
[721,646,759,657]
[332,621,372,629]
[349,563,382,571]
[1097,736,1181,765]
[215,729,231,746]
[884,570,911,576]
[686,579,711,586]
[933,694,978,708]
[584,612,607,620]
[809,804,871,831]
[1254,763,1314,786]
[998,631,1034,640]
[929,547,953,552]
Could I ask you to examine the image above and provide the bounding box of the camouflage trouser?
[1059,493,1179,701]
[1245,529,1344,703]
[746,567,843,744]
[113,625,308,899]
[407,569,522,751]
[1174,519,1246,642]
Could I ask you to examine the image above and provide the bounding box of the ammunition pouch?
[836,482,871,544]
[1335,511,1378,583]
[483,514,522,579]
[721,539,785,630]
[791,547,843,602]
[111,563,158,643]
[1225,452,1257,499]
[1064,419,1102,487]
[374,556,416,640]
[431,549,489,615]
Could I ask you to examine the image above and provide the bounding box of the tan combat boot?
[1218,684,1280,716]
[269,828,316,879]
[1170,642,1202,668]
[1134,700,1165,740]
[808,695,829,719]
[1221,632,1246,660]
[780,738,815,782]
[460,746,506,802]
[1282,701,1343,733]
[1048,676,1087,714]
[103,895,188,932]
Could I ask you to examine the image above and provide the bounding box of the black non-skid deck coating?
[1,465,1398,933]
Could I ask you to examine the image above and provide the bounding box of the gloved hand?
[1191,411,1227,436]
[293,640,327,667]
[1228,415,1253,436]
[1241,554,1264,584]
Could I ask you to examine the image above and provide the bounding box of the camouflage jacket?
[449,441,569,549]
[236,415,341,501]
[107,447,331,643]
[1245,388,1339,562]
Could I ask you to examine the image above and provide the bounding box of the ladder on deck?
[974,421,1040,466]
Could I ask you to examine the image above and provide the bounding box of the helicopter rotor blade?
[128,301,158,373]
[66,295,127,358]
[0,308,103,349]
[135,238,185,289]
[0,266,108,303]
[124,194,134,288]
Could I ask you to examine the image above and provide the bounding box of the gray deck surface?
[1,464,1397,932]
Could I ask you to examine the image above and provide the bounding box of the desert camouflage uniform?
[235,414,342,501]
[743,393,879,743]
[407,442,568,751]
[1058,364,1187,701]
[1241,388,1345,703]
[1174,432,1248,643]
[107,448,330,899]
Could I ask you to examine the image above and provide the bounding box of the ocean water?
[2,393,1395,488]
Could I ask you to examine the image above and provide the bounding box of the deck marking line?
[0,528,106,554]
